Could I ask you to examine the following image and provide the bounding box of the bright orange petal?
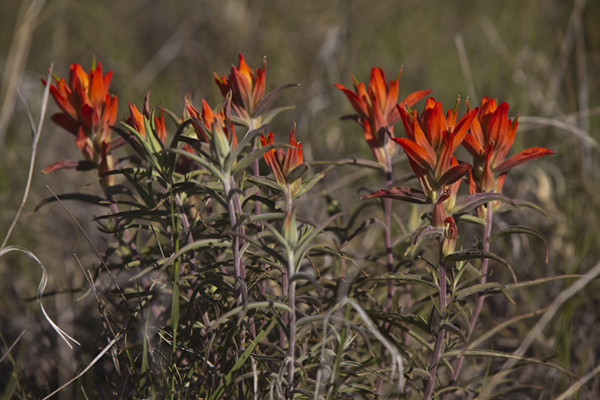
[494,147,554,175]
[393,137,436,171]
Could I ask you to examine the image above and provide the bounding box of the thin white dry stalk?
[518,115,600,151]
[0,246,80,349]
[40,333,122,400]
[0,65,79,349]
[0,0,46,143]
[480,260,600,398]
[0,329,26,364]
[553,362,600,400]
[2,65,52,249]
[313,299,404,398]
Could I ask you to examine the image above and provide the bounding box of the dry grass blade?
[0,0,46,143]
[0,246,80,348]
[2,64,52,249]
[0,329,26,364]
[518,115,599,151]
[481,260,600,398]
[40,333,122,400]
[553,362,600,400]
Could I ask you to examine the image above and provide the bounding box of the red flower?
[125,102,167,144]
[45,62,117,145]
[335,67,431,164]
[393,97,477,201]
[214,53,266,123]
[186,98,238,164]
[260,129,303,195]
[462,98,554,195]
[43,61,118,187]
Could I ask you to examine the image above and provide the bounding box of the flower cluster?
[335,67,431,165]
[462,97,554,210]
[43,61,117,187]
[260,129,304,196]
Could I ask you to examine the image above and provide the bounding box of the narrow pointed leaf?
[246,175,286,192]
[293,171,326,199]
[260,105,296,126]
[42,160,97,174]
[308,157,384,171]
[231,143,278,175]
[252,83,299,117]
[448,192,518,215]
[488,226,549,263]
[444,250,517,284]
[362,186,428,204]
[411,225,445,248]
[33,193,109,213]
[286,162,309,183]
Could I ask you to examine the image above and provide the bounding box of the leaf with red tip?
[42,159,97,174]
[400,89,433,108]
[439,162,472,186]
[393,138,436,171]
[361,186,428,204]
[494,147,555,175]
[335,84,369,119]
[447,192,518,215]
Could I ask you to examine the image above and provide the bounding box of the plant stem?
[442,206,493,399]
[422,240,448,400]
[383,149,395,313]
[287,250,296,394]
[223,174,244,308]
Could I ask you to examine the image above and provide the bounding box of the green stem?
[442,206,493,398]
[287,249,296,395]
[422,241,448,400]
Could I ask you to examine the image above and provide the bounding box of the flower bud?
[442,217,457,256]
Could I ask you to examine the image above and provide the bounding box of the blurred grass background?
[1,0,599,398]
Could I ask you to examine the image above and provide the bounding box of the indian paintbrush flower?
[214,53,266,126]
[335,67,431,165]
[393,97,478,202]
[461,97,554,210]
[260,128,304,197]
[186,98,237,167]
[42,61,117,187]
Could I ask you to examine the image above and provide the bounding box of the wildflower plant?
[14,51,565,400]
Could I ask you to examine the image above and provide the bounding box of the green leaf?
[207,317,277,400]
[513,199,550,220]
[286,162,309,183]
[308,157,384,171]
[296,212,344,257]
[447,192,518,215]
[455,213,485,225]
[488,226,549,263]
[93,209,171,222]
[360,273,438,289]
[163,147,224,181]
[454,282,505,300]
[246,175,286,193]
[293,171,326,199]
[252,83,299,116]
[410,225,445,248]
[260,105,296,125]
[230,143,279,175]
[32,193,109,213]
[444,250,517,283]
[442,349,577,378]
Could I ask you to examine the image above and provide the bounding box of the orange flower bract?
[260,129,303,195]
[335,67,431,164]
[214,53,266,123]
